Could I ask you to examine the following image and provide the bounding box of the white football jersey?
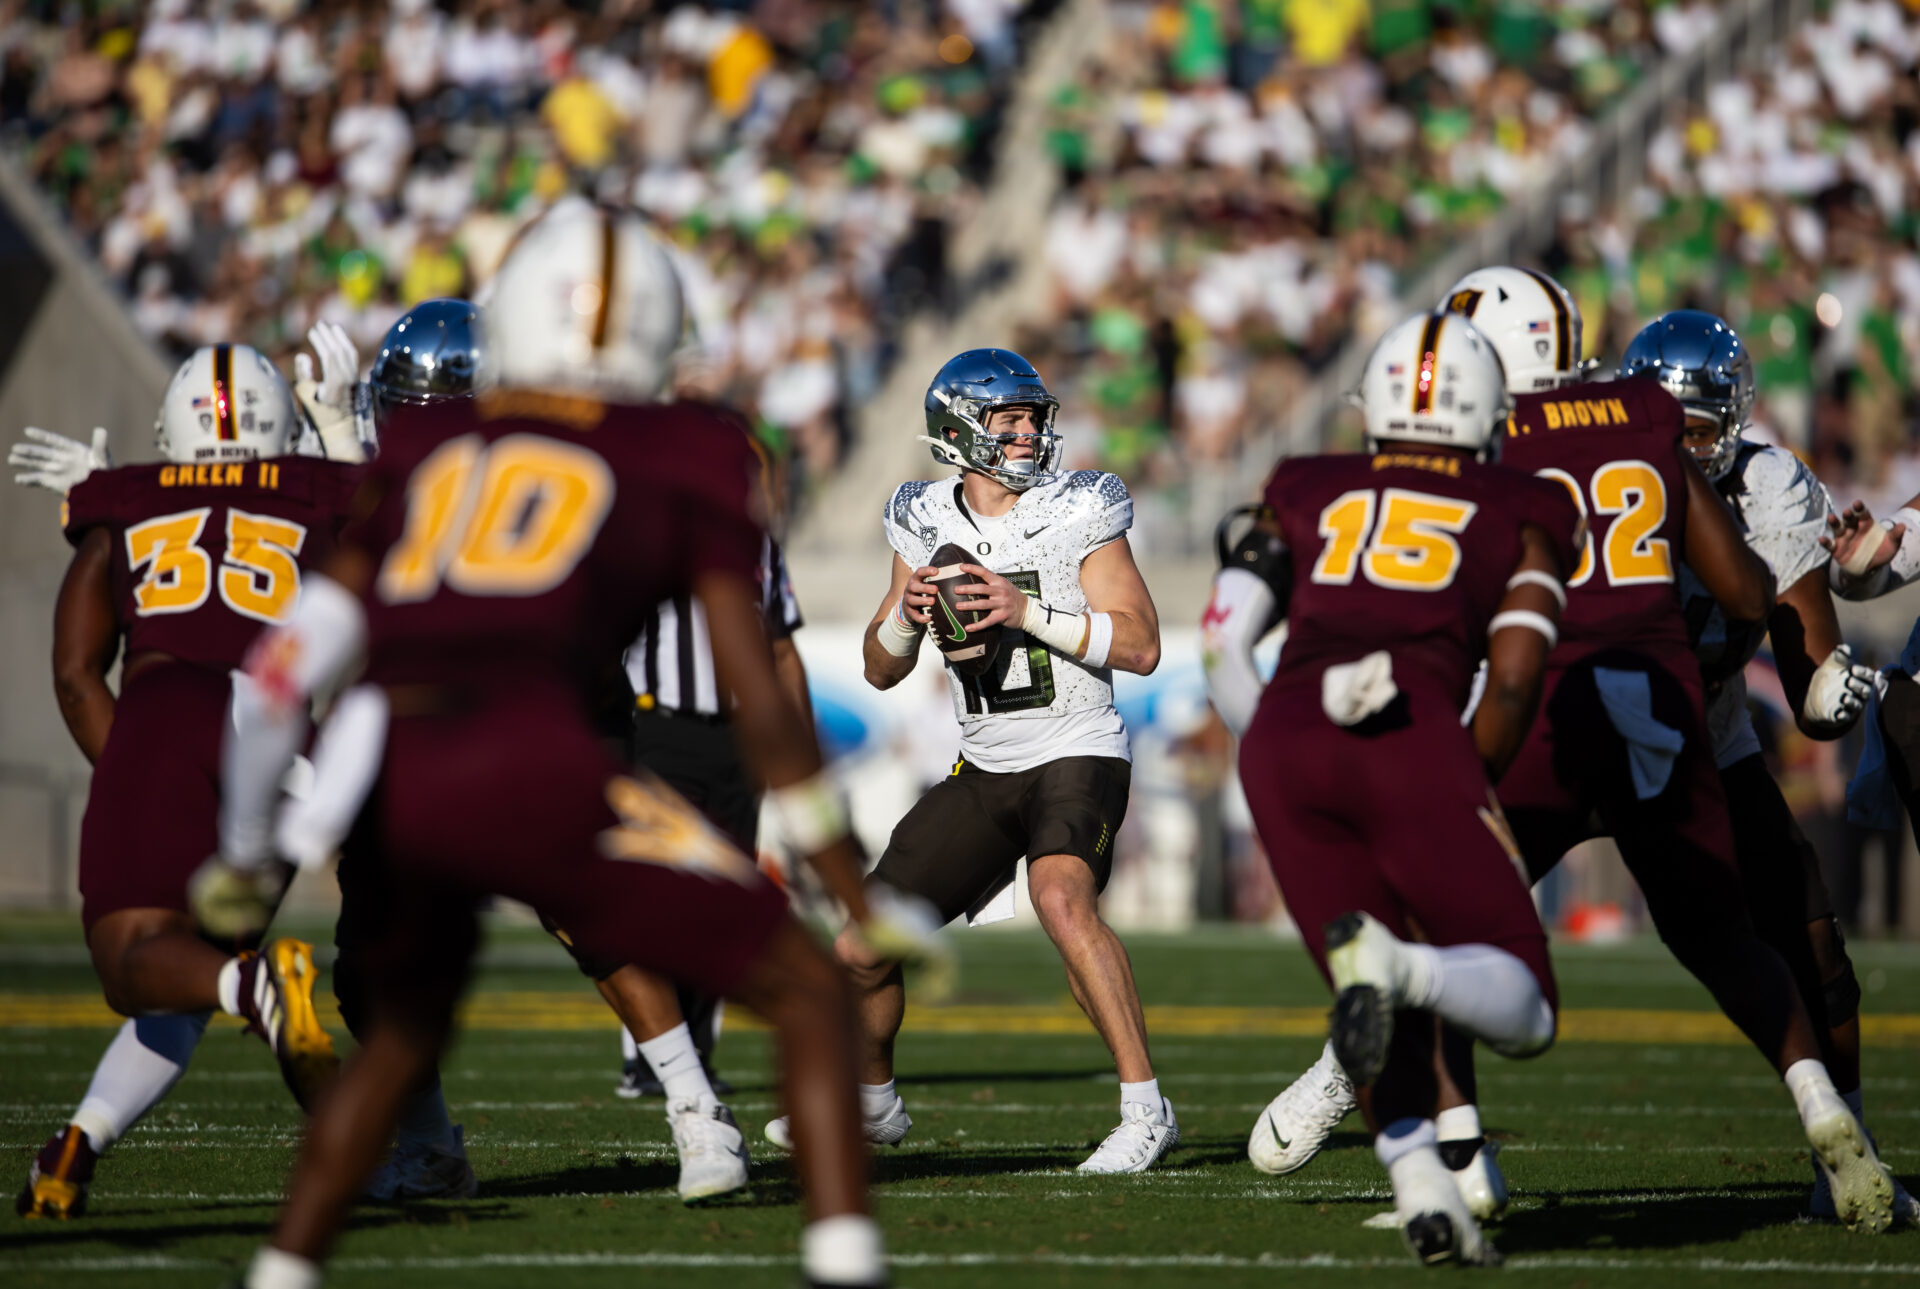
[883,470,1134,773]
[1677,441,1833,768]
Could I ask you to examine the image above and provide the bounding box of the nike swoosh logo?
[1268,1114,1290,1151]
[938,596,969,644]
[1023,525,1051,540]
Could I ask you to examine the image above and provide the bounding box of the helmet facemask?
[922,389,1062,492]
[1676,400,1745,482]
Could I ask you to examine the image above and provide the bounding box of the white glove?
[8,426,110,494]
[1801,644,1876,733]
[854,881,957,1002]
[297,321,360,411]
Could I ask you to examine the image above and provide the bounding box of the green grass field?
[2,912,1918,1287]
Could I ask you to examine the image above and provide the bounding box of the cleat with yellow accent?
[16,1125,97,1220]
[238,940,340,1111]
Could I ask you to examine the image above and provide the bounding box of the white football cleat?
[1324,912,1416,1085]
[1808,1125,1914,1228]
[1078,1097,1180,1174]
[364,1125,479,1201]
[669,1096,750,1204]
[1804,1104,1895,1233]
[1248,1042,1355,1175]
[1444,1138,1508,1222]
[764,1095,913,1152]
[1391,1144,1501,1267]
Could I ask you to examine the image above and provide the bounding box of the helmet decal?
[212,343,235,441]
[1518,267,1570,371]
[1413,312,1446,415]
[591,209,616,351]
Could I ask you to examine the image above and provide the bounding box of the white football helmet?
[1438,266,1588,394]
[155,344,300,464]
[488,198,684,401]
[1360,311,1512,459]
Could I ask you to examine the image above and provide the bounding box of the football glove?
[854,882,957,1003]
[8,426,109,494]
[188,856,288,941]
[1801,644,1878,735]
[300,321,361,411]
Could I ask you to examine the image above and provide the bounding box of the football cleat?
[1808,1124,1913,1228]
[1390,1144,1502,1267]
[765,1095,914,1152]
[1439,1137,1509,1221]
[1324,912,1413,1086]
[1248,1042,1355,1175]
[669,1096,750,1204]
[364,1125,478,1202]
[16,1125,97,1220]
[237,941,340,1112]
[1077,1097,1180,1174]
[1804,1104,1895,1233]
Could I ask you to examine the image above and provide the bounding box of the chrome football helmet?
[368,298,482,421]
[1360,310,1512,460]
[154,344,299,464]
[1619,310,1754,481]
[920,348,1062,492]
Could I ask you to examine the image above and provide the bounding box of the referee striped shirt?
[625,534,803,718]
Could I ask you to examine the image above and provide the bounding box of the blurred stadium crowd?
[0,0,1053,496]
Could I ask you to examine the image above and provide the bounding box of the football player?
[1220,309,1580,1264]
[768,348,1178,1174]
[192,201,919,1289]
[1210,273,1899,1237]
[16,345,359,1220]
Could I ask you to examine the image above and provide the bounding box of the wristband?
[1489,609,1558,648]
[766,771,851,855]
[1083,611,1114,669]
[876,598,921,657]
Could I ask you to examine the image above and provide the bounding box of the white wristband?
[1083,611,1113,669]
[1506,569,1566,611]
[876,598,921,657]
[1489,609,1558,648]
[765,771,851,855]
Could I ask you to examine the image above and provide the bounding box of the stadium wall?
[0,158,170,907]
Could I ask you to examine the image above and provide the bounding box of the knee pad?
[1823,961,1862,1028]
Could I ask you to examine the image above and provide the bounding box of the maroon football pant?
[1497,649,1813,1074]
[1240,684,1555,1000]
[78,663,230,932]
[351,685,790,1038]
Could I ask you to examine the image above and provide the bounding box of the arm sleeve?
[1200,567,1282,738]
[1077,472,1135,560]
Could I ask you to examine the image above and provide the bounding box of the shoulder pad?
[1056,470,1132,557]
[1731,444,1833,587]
[882,479,943,563]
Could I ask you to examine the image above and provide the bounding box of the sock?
[245,1247,320,1289]
[1435,1103,1481,1143]
[71,1013,211,1152]
[1784,1058,1843,1130]
[217,958,244,1017]
[801,1213,885,1286]
[1843,1087,1865,1126]
[1374,1116,1437,1168]
[637,1023,712,1105]
[1399,942,1555,1057]
[1120,1079,1162,1120]
[395,1076,457,1154]
[620,1026,639,1064]
[858,1081,898,1122]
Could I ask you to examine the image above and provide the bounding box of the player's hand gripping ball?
[925,542,1001,676]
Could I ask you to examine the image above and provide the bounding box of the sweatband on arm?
[1083,611,1113,669]
[765,771,851,855]
[1021,596,1091,657]
[1488,609,1558,648]
[1506,569,1566,610]
[875,598,921,657]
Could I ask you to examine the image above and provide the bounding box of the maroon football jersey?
[350,391,766,694]
[1497,374,1693,664]
[1265,451,1581,710]
[63,458,363,671]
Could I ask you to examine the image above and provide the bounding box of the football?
[925,542,1001,676]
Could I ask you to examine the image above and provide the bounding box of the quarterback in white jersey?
[773,347,1176,1175]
